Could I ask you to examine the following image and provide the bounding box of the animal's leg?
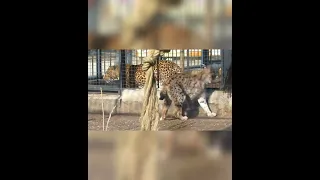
[160,97,172,121]
[183,96,193,116]
[172,93,188,120]
[197,95,217,117]
[165,85,188,120]
[172,105,188,120]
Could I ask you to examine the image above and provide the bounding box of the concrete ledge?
[88,90,232,118]
[88,93,121,114]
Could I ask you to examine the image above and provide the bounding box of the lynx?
[159,66,217,120]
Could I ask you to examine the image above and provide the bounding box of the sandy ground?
[88,113,232,131]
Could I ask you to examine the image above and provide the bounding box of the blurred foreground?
[88,131,232,180]
[88,0,232,49]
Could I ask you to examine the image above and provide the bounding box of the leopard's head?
[103,65,120,83]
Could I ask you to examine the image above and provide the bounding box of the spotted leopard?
[103,60,182,88]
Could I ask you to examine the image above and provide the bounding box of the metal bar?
[221,49,232,90]
[186,49,189,69]
[157,53,160,88]
[221,49,225,89]
[96,49,102,79]
[119,50,126,93]
[224,49,232,90]
[202,49,209,65]
[180,49,185,71]
[201,49,204,65]
[91,51,95,78]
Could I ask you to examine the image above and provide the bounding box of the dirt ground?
[88,113,232,131]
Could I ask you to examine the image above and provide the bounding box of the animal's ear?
[218,68,222,76]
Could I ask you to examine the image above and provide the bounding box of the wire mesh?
[88,49,121,92]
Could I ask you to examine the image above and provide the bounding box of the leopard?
[103,60,182,88]
[103,64,142,88]
[159,65,217,121]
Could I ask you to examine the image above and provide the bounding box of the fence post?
[96,49,102,79]
[186,49,189,69]
[221,49,232,90]
[201,49,209,65]
[119,50,126,91]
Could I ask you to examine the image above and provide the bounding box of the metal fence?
[88,49,232,93]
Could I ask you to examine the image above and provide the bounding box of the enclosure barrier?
[88,49,232,93]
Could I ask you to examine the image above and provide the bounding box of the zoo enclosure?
[88,49,232,93]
